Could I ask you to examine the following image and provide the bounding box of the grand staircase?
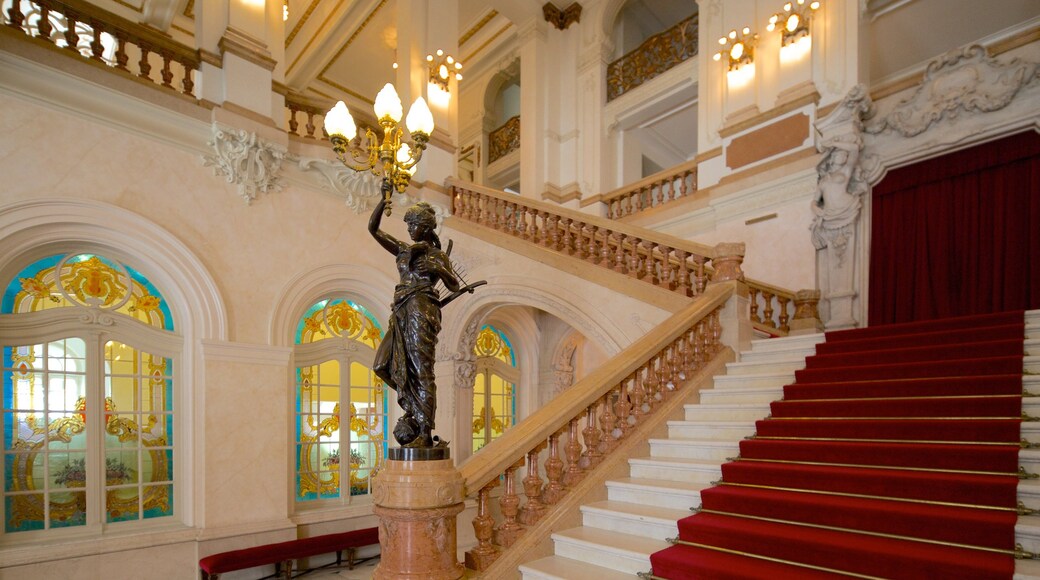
[519,310,1040,579]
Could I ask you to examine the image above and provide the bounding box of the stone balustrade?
[4,0,201,98]
[457,283,735,574]
[597,158,697,219]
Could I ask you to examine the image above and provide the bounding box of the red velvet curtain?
[869,130,1040,325]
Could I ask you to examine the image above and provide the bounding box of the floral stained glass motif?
[2,253,176,534]
[472,325,518,453]
[295,299,387,502]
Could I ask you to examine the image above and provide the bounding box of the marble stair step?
[1026,356,1040,374]
[519,555,641,580]
[1015,557,1040,580]
[1016,519,1040,556]
[683,403,770,421]
[605,477,706,510]
[713,371,796,389]
[580,500,685,540]
[725,359,807,376]
[666,420,756,441]
[739,344,820,364]
[699,385,784,405]
[549,527,667,575]
[1017,480,1040,513]
[746,333,826,354]
[628,456,723,483]
[1026,338,1039,357]
[648,438,739,461]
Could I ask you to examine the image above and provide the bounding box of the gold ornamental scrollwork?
[607,14,698,102]
[488,116,520,164]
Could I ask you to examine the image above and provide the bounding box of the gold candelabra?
[324,83,435,215]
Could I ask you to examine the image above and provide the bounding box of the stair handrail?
[591,157,698,219]
[458,282,736,572]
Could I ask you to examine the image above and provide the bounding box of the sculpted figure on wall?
[811,84,873,330]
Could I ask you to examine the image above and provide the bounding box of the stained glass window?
[2,253,176,535]
[472,325,518,453]
[294,299,387,503]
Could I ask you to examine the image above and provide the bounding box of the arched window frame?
[470,325,519,453]
[0,252,180,539]
[292,298,388,507]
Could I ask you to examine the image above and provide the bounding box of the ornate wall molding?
[865,45,1039,138]
[543,2,582,31]
[202,123,288,204]
[294,157,386,213]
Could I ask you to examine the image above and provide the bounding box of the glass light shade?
[439,64,449,80]
[730,42,745,60]
[786,14,800,33]
[397,144,415,174]
[405,97,434,135]
[324,101,357,140]
[810,1,820,9]
[374,83,403,122]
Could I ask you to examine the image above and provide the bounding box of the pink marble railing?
[4,0,201,98]
[599,158,697,219]
[450,179,721,299]
[459,284,734,573]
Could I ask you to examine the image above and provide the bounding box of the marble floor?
[295,557,378,579]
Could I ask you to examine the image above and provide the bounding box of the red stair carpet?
[650,310,1028,579]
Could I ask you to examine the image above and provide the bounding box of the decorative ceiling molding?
[286,0,323,47]
[202,123,288,204]
[543,2,582,31]
[865,44,1039,138]
[318,0,388,77]
[460,9,498,46]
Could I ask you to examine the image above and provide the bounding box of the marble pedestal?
[371,458,465,580]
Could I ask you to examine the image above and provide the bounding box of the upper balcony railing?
[488,115,520,164]
[599,158,697,219]
[3,0,201,99]
[606,13,698,102]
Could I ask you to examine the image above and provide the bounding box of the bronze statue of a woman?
[369,195,483,449]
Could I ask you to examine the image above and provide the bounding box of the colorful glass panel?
[471,325,517,453]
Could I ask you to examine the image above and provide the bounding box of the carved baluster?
[682,327,697,379]
[598,390,619,455]
[494,460,525,547]
[614,233,627,273]
[518,444,547,525]
[748,287,761,323]
[601,231,615,269]
[517,204,530,239]
[632,190,642,213]
[778,296,791,333]
[711,309,723,355]
[693,323,705,371]
[675,249,691,297]
[542,428,566,505]
[694,258,708,295]
[305,111,317,138]
[498,199,510,231]
[453,190,465,217]
[465,479,501,571]
[629,369,645,421]
[559,218,573,253]
[627,236,643,278]
[288,107,300,136]
[580,402,603,469]
[137,42,153,80]
[564,416,584,486]
[644,358,661,411]
[645,241,659,285]
[680,169,691,197]
[63,14,80,54]
[89,23,104,62]
[615,379,633,439]
[762,291,776,329]
[549,214,562,250]
[574,222,588,259]
[181,61,195,96]
[36,3,53,40]
[661,345,676,393]
[6,0,25,30]
[586,225,600,264]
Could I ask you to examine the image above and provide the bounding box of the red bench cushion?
[199,527,379,574]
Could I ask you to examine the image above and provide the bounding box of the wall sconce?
[426,49,463,92]
[713,27,758,71]
[767,0,820,46]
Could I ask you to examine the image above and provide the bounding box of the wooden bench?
[199,527,379,579]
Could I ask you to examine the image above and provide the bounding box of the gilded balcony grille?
[488,115,520,164]
[606,13,698,102]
